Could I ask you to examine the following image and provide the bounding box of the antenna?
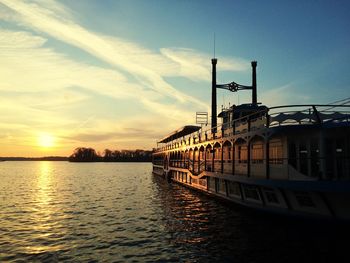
[213,32,216,58]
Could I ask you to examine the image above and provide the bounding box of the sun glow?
[38,133,55,148]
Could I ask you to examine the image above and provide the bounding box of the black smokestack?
[211,58,217,132]
[251,61,257,105]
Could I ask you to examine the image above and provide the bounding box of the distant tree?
[103,149,113,161]
[113,150,121,160]
[69,147,153,162]
[69,147,101,162]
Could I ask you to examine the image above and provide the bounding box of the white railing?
[155,104,350,152]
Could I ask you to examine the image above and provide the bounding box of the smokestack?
[251,61,257,105]
[211,58,217,132]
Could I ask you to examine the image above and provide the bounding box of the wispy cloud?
[0,28,192,153]
[0,0,250,155]
[0,0,201,105]
[161,48,249,81]
[0,0,247,103]
[260,82,311,107]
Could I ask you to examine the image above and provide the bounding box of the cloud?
[67,128,158,143]
[259,82,311,107]
[160,48,249,81]
[0,0,202,105]
[0,29,183,118]
[0,30,128,93]
[0,0,248,105]
[0,0,251,155]
[0,28,193,152]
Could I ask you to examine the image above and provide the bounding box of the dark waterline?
[0,162,349,262]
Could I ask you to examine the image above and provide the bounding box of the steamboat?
[152,58,350,220]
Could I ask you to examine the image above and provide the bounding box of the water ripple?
[0,162,349,262]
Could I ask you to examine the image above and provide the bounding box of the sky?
[0,0,349,157]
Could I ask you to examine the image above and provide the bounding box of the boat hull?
[153,165,350,221]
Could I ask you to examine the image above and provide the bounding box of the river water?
[0,161,348,262]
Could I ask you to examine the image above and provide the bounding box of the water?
[0,161,349,262]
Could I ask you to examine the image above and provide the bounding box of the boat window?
[299,142,308,175]
[310,140,320,177]
[208,177,216,191]
[288,142,297,169]
[325,138,334,179]
[189,150,193,160]
[199,178,207,187]
[228,182,241,197]
[194,150,199,160]
[294,191,315,207]
[218,179,226,193]
[269,140,283,164]
[223,145,231,160]
[243,185,260,200]
[251,142,264,164]
[238,145,248,163]
[214,147,221,160]
[336,139,345,179]
[200,150,205,160]
[206,149,212,160]
[263,187,279,204]
[223,116,229,125]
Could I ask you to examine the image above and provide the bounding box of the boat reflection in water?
[151,174,350,262]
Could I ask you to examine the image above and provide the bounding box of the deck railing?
[155,104,350,152]
[165,156,350,180]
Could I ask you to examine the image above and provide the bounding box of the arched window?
[269,139,283,164]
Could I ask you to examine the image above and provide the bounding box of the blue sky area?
[0,0,349,156]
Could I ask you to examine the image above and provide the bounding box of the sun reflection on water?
[24,162,66,255]
[37,161,53,206]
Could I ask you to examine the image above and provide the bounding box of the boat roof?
[218,104,267,117]
[158,125,201,143]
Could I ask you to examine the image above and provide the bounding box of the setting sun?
[38,134,55,148]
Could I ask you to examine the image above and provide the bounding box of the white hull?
[153,165,350,221]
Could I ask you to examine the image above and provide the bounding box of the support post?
[232,145,235,175]
[198,149,201,174]
[247,142,251,177]
[221,145,224,174]
[212,148,215,172]
[318,131,325,180]
[266,140,270,179]
[193,150,195,173]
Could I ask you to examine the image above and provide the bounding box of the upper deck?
[155,104,350,153]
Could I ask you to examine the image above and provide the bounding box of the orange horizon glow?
[0,137,155,158]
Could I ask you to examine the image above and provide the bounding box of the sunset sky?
[0,0,349,157]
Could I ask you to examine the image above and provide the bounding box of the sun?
[38,133,55,148]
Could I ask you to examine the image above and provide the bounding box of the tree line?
[0,156,67,161]
[68,147,153,162]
